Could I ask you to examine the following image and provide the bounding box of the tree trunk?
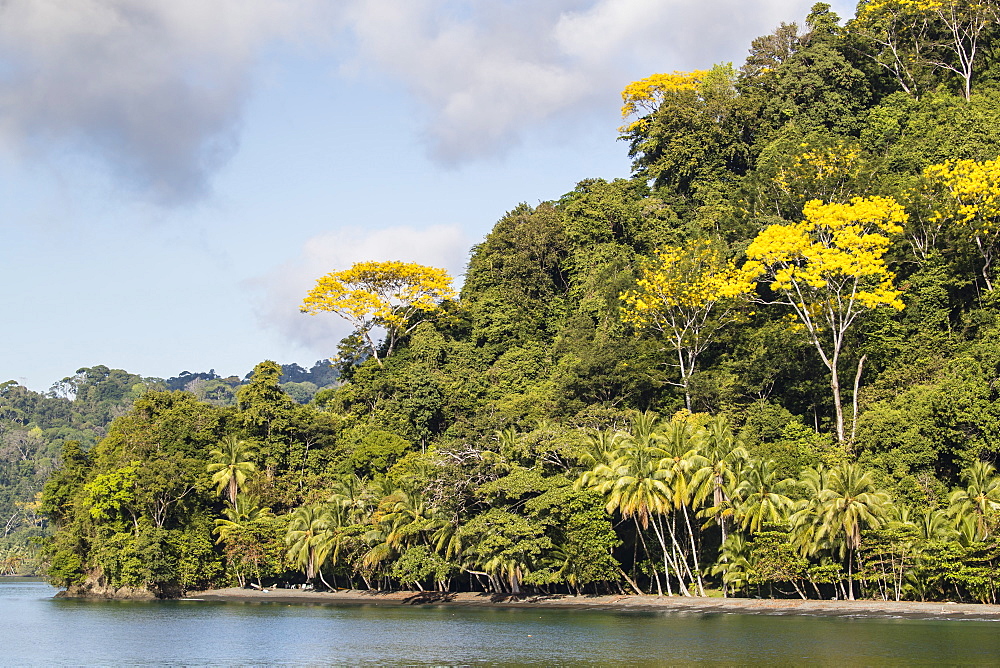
[850,355,867,447]
[680,504,706,596]
[635,517,665,596]
[976,236,994,291]
[831,360,845,443]
[677,342,693,412]
[363,330,383,367]
[654,515,691,596]
[618,567,644,595]
[848,551,855,601]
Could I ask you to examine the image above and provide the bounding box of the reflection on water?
[2,580,999,666]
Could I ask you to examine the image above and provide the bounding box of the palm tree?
[659,419,707,596]
[710,533,751,597]
[286,503,334,585]
[611,417,699,596]
[604,423,672,529]
[817,462,890,600]
[733,459,794,534]
[947,460,1000,541]
[577,428,624,471]
[213,493,273,545]
[431,515,465,564]
[692,416,748,545]
[480,554,530,595]
[788,465,833,558]
[381,489,438,550]
[914,507,957,542]
[328,473,369,525]
[208,435,257,505]
[576,412,685,595]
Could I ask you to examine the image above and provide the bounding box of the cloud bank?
[0,0,851,202]
[345,0,848,162]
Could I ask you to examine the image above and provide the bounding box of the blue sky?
[1,0,851,391]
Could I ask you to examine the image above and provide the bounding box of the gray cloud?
[0,0,319,203]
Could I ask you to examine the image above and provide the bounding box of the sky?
[1,0,853,391]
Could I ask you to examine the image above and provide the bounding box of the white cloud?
[250,224,470,354]
[343,0,854,163]
[0,0,858,202]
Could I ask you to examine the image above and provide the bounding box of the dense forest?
[14,2,1000,602]
[0,362,336,575]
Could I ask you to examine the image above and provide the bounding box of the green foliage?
[347,430,412,476]
[32,1,1000,603]
[390,545,456,586]
[747,529,808,588]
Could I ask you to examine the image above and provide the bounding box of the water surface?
[2,580,999,665]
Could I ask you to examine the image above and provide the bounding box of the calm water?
[2,580,1000,666]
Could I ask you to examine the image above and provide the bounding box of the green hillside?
[31,3,1000,602]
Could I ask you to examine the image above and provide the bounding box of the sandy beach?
[182,588,1000,621]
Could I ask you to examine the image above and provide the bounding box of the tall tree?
[741,196,907,442]
[285,503,333,583]
[948,460,1000,540]
[301,261,456,366]
[733,459,794,534]
[691,416,748,546]
[817,463,891,599]
[923,157,1000,290]
[621,240,748,410]
[620,65,753,192]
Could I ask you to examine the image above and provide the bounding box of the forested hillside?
[35,3,1000,602]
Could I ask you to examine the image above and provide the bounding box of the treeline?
[37,2,1000,601]
[0,362,336,575]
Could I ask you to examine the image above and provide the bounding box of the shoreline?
[181,588,1000,621]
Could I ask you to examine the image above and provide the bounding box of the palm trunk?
[848,550,855,601]
[618,567,644,595]
[669,513,697,593]
[653,515,691,596]
[681,503,706,596]
[633,517,663,595]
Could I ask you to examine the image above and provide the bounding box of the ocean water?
[2,579,999,666]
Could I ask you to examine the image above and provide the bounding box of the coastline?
[181,588,1000,621]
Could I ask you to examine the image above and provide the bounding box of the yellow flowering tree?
[754,133,872,220]
[619,70,707,133]
[621,241,750,410]
[301,261,456,366]
[773,138,866,205]
[923,158,1000,290]
[742,196,907,443]
[619,64,747,194]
